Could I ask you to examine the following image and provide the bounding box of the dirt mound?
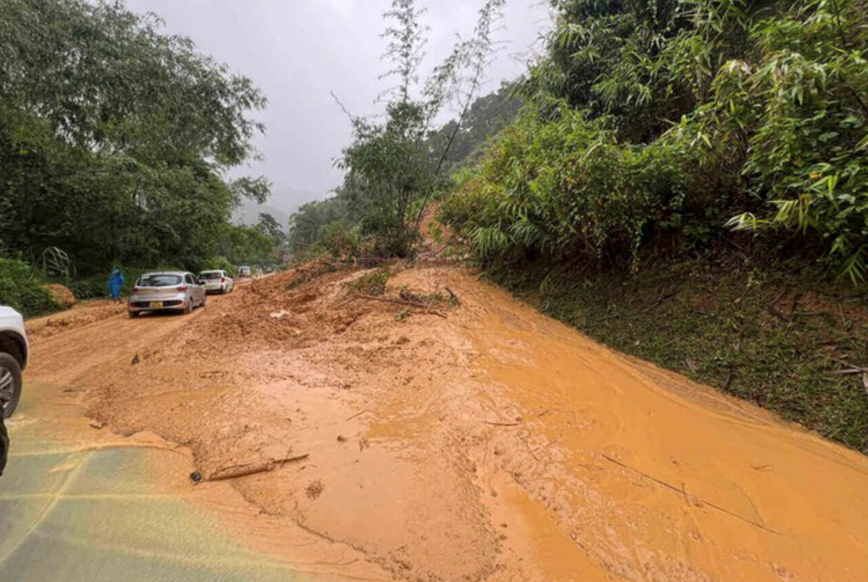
[44,283,77,307]
[177,261,454,354]
[26,300,123,341]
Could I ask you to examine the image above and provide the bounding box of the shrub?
[441,109,694,267]
[0,258,61,317]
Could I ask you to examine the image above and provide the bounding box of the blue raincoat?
[108,269,125,300]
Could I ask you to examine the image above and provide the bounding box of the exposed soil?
[25,263,868,582]
[43,283,78,308]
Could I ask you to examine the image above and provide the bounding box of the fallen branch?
[601,454,780,536]
[482,420,523,427]
[827,358,868,376]
[346,409,370,422]
[355,294,448,318]
[721,366,735,392]
[206,454,310,483]
[642,287,679,314]
[828,369,868,376]
[768,286,790,321]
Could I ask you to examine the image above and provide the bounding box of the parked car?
[198,270,234,294]
[0,306,28,419]
[237,265,252,279]
[127,272,206,318]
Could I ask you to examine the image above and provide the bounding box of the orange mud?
[25,264,868,582]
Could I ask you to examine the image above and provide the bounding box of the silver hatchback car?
[128,272,206,318]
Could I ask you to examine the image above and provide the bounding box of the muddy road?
[15,265,868,582]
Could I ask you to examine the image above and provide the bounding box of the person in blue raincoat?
[108,269,125,304]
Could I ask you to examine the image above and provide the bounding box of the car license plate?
[149,302,163,308]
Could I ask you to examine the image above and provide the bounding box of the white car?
[198,270,235,294]
[0,306,28,418]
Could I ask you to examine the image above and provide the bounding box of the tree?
[0,0,269,273]
[333,0,506,257]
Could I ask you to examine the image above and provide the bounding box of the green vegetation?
[0,259,61,317]
[0,0,280,291]
[443,0,868,282]
[347,269,391,296]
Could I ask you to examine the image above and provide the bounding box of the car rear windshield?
[199,272,222,280]
[138,274,182,287]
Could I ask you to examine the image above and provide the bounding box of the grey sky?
[125,0,552,214]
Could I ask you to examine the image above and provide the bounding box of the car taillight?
[221,277,226,283]
[132,286,140,293]
[177,285,188,292]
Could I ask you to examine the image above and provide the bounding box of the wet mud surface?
[1,383,387,582]
[16,265,868,581]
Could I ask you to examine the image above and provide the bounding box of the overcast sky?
[124,0,552,214]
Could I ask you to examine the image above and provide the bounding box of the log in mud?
[23,265,868,582]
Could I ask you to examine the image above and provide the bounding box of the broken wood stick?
[355,294,448,318]
[345,409,370,421]
[482,420,523,427]
[601,454,780,535]
[642,287,678,314]
[206,454,310,483]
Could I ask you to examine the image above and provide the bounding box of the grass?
[347,269,390,296]
[490,254,868,453]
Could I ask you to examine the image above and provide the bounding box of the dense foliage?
[443,0,868,282]
[0,258,60,317]
[0,0,273,275]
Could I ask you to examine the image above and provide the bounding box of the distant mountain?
[233,187,334,229]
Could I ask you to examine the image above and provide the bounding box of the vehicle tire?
[1,413,8,476]
[128,311,138,319]
[0,352,23,419]
[184,301,193,315]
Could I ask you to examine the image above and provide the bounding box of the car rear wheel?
[0,353,23,419]
[184,300,193,315]
[128,311,138,319]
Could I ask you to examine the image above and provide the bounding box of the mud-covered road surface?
[14,265,868,582]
